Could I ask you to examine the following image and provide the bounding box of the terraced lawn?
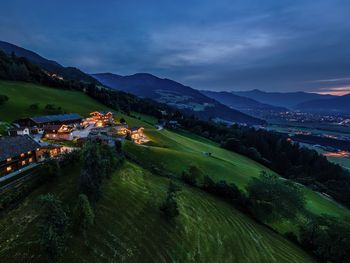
[0,162,315,262]
[125,128,350,222]
[63,162,315,263]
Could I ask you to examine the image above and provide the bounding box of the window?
[6,157,11,162]
[20,153,25,157]
[27,151,32,154]
[29,158,33,163]
[6,166,11,172]
[21,160,26,166]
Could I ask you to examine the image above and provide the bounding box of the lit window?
[20,153,25,157]
[27,151,31,154]
[29,158,33,163]
[22,160,26,165]
[6,166,12,172]
[6,157,11,162]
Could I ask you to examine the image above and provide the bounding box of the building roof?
[29,113,83,124]
[43,125,62,131]
[129,126,143,132]
[0,135,41,161]
[8,127,28,131]
[90,111,112,116]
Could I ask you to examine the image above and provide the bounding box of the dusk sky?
[1,0,350,94]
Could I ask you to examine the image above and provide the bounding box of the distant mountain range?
[92,73,265,124]
[295,94,350,114]
[232,89,335,109]
[200,90,288,114]
[0,41,97,83]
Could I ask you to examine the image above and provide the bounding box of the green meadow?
[1,80,349,261]
[0,80,109,121]
[0,162,315,262]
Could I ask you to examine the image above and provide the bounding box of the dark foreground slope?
[0,161,315,263]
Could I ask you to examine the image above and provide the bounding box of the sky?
[1,0,350,95]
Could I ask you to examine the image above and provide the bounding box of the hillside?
[0,80,109,121]
[201,90,287,113]
[0,161,316,262]
[1,81,349,222]
[1,80,350,261]
[92,73,265,125]
[0,40,97,83]
[232,89,334,108]
[295,94,350,113]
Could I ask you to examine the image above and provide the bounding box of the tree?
[247,171,305,222]
[41,159,61,181]
[114,140,123,154]
[79,142,105,201]
[181,164,203,186]
[37,194,69,262]
[29,103,39,110]
[300,216,350,263]
[73,194,95,232]
[119,117,126,124]
[0,95,9,106]
[160,181,181,219]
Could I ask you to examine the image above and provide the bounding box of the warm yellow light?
[6,157,12,162]
[21,160,26,166]
[29,158,33,163]
[6,166,12,172]
[20,153,25,157]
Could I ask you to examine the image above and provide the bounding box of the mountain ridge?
[93,72,265,125]
[232,89,335,108]
[0,40,98,83]
[295,94,350,113]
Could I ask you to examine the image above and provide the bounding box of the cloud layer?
[0,0,350,94]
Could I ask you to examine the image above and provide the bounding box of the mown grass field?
[0,81,110,121]
[0,162,315,263]
[125,128,350,221]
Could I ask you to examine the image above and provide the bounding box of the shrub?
[73,194,95,232]
[247,171,306,222]
[37,194,69,262]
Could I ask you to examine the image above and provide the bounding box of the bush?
[160,181,181,219]
[73,194,95,232]
[181,165,203,186]
[29,103,39,110]
[247,171,306,222]
[37,194,69,262]
[0,94,9,105]
[299,216,350,263]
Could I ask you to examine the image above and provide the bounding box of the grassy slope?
[1,80,349,219]
[125,128,350,220]
[0,81,110,121]
[0,162,315,263]
[0,80,348,254]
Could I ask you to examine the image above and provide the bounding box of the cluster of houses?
[0,111,147,178]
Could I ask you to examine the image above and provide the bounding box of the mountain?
[0,40,97,83]
[295,94,350,114]
[232,89,335,108]
[92,73,265,125]
[200,90,287,113]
